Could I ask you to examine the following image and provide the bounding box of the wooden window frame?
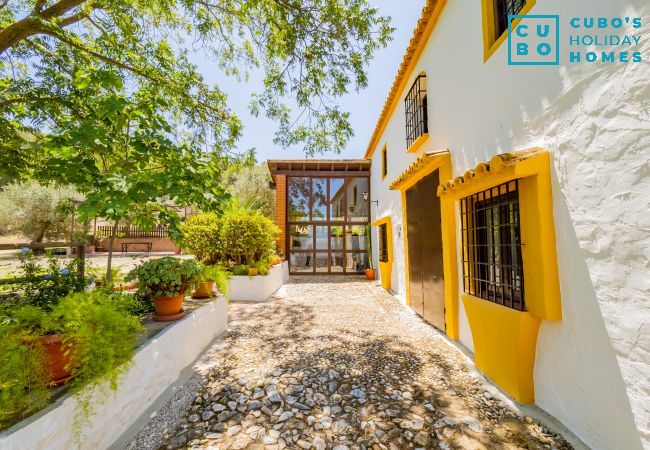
[286,176,370,275]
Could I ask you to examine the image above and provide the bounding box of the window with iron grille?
[460,180,525,310]
[378,223,389,262]
[404,75,428,149]
[494,0,527,38]
[382,145,388,179]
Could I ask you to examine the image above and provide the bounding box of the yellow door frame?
[371,216,393,290]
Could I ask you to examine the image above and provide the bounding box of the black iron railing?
[404,74,429,149]
[460,179,525,311]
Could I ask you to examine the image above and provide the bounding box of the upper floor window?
[460,179,525,311]
[381,145,388,179]
[482,0,534,61]
[404,74,428,149]
[494,0,526,38]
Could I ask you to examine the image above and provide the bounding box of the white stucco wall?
[368,1,649,448]
[228,261,288,302]
[0,298,229,450]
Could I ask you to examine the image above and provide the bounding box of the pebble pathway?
[129,277,574,450]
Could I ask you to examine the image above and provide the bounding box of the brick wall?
[98,237,180,253]
[275,174,287,254]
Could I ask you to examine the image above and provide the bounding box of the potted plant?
[1,291,143,432]
[126,257,202,321]
[364,224,376,280]
[192,265,224,298]
[10,306,79,386]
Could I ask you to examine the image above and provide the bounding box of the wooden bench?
[121,242,153,253]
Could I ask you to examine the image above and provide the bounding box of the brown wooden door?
[405,171,445,331]
[406,187,424,317]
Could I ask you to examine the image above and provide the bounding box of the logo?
[508,15,560,65]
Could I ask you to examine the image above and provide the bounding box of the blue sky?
[186,1,424,162]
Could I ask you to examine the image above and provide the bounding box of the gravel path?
[128,277,573,450]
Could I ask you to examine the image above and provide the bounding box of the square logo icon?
[508,15,560,65]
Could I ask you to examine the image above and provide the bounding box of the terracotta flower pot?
[192,281,216,299]
[364,268,376,281]
[153,292,186,321]
[248,268,259,276]
[26,334,76,386]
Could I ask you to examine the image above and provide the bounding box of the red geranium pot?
[152,292,186,322]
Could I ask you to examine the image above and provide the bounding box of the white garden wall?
[0,297,228,450]
[369,0,649,448]
[228,261,288,302]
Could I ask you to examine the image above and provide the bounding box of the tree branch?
[59,10,89,26]
[40,0,87,20]
[45,30,228,120]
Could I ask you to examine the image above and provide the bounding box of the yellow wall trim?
[381,144,388,181]
[364,0,447,160]
[463,294,540,403]
[390,150,449,191]
[482,0,537,62]
[438,147,561,322]
[441,147,561,404]
[372,216,394,291]
[406,133,429,154]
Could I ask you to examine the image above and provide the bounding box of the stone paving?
[130,277,573,450]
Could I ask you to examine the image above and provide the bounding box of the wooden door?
[405,171,445,331]
[406,187,424,317]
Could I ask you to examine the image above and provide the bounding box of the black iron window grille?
[460,180,525,310]
[378,223,389,262]
[494,0,526,38]
[404,75,428,149]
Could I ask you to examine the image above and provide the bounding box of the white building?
[365,1,649,449]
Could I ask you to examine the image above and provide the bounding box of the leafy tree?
[0,181,78,242]
[222,164,276,220]
[1,0,392,280]
[1,0,393,175]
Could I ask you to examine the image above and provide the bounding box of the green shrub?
[232,265,249,276]
[219,211,279,265]
[251,260,270,276]
[0,322,49,429]
[0,291,144,434]
[179,213,222,265]
[125,257,202,298]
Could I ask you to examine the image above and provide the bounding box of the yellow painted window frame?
[381,144,388,180]
[406,133,429,154]
[438,147,561,403]
[481,0,537,62]
[395,151,460,340]
[372,216,393,290]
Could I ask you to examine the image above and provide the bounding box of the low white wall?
[0,297,228,450]
[228,261,288,302]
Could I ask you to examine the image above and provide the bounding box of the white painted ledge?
[0,297,228,450]
[228,261,288,302]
